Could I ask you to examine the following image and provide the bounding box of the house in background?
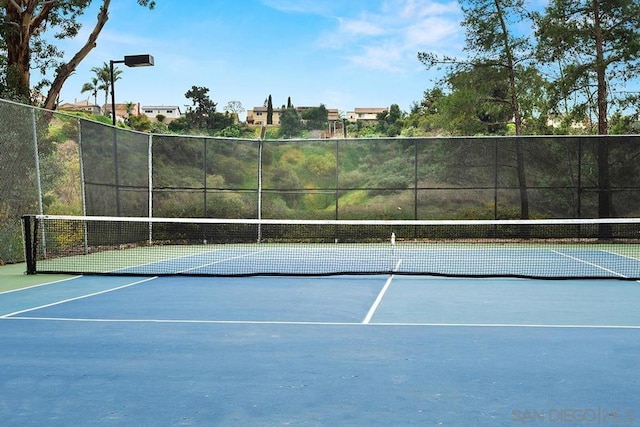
[141,106,182,123]
[246,106,340,126]
[58,99,101,115]
[104,102,143,124]
[327,109,340,122]
[59,101,182,125]
[347,107,388,123]
[246,106,280,125]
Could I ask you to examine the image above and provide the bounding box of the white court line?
[550,249,629,278]
[0,275,82,295]
[362,258,402,324]
[110,247,270,274]
[111,246,233,273]
[3,316,640,330]
[0,276,157,318]
[600,249,640,281]
[176,248,272,273]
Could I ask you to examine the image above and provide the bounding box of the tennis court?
[1,264,639,425]
[2,215,639,425]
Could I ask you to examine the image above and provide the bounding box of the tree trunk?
[495,0,529,219]
[4,2,34,98]
[43,0,111,110]
[592,0,612,220]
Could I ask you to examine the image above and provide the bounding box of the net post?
[22,215,37,275]
[82,217,89,255]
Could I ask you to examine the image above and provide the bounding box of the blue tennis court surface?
[1,274,639,425]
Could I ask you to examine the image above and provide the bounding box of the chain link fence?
[2,98,640,264]
[0,101,83,264]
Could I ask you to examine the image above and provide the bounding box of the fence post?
[414,138,418,221]
[148,133,153,219]
[78,119,88,217]
[577,137,582,218]
[112,127,121,216]
[335,139,340,220]
[257,138,263,242]
[31,108,43,216]
[494,138,498,220]
[203,137,207,217]
[148,133,153,243]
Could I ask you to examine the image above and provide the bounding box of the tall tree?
[184,85,217,130]
[419,0,539,218]
[537,0,640,219]
[182,85,233,133]
[301,104,329,130]
[405,88,447,134]
[90,62,122,114]
[80,77,99,109]
[439,67,514,135]
[124,101,135,116]
[278,106,302,139]
[376,104,404,136]
[536,0,640,135]
[0,0,155,109]
[266,94,273,125]
[223,100,245,116]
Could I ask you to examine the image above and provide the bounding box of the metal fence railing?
[2,98,640,264]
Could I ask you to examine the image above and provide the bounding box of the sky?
[54,0,466,120]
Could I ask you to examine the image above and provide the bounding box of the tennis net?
[22,214,640,279]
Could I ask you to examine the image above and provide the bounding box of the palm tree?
[81,77,99,112]
[90,62,123,115]
[124,101,136,120]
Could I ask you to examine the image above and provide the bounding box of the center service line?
[362,259,402,324]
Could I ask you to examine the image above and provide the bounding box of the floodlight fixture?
[110,54,154,125]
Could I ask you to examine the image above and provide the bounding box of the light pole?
[109,54,153,217]
[109,54,154,125]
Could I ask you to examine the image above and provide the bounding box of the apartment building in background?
[61,99,389,128]
[246,106,340,126]
[346,107,388,123]
[141,106,182,123]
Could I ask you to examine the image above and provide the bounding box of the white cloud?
[404,17,461,47]
[328,0,463,72]
[260,0,333,16]
[349,42,405,72]
[396,0,460,20]
[338,17,385,37]
[262,0,463,72]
